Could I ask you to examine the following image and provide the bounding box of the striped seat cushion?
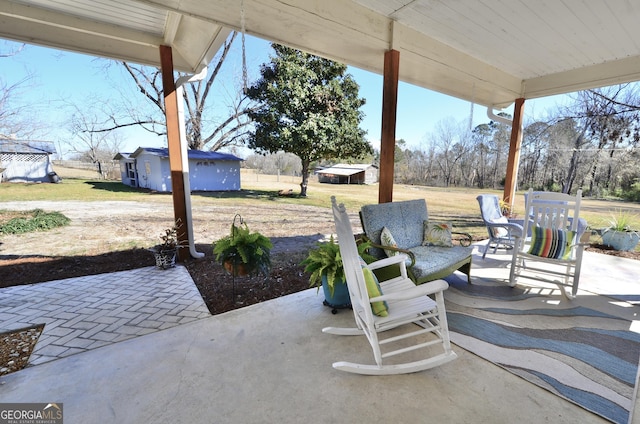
[528,226,576,260]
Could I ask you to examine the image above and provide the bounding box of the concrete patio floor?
[1,244,639,424]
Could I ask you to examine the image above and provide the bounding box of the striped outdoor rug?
[444,275,640,424]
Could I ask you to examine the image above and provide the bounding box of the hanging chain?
[240,0,248,94]
[232,213,244,239]
[469,82,475,131]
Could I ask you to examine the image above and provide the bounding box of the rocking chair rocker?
[322,197,457,375]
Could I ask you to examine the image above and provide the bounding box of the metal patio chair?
[476,194,523,259]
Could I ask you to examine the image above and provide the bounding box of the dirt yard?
[0,199,339,257]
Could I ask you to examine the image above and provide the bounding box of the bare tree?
[577,87,640,194]
[64,103,124,179]
[516,85,640,195]
[0,43,39,139]
[470,123,492,188]
[0,78,28,138]
[245,151,302,177]
[456,126,476,186]
[96,32,255,151]
[429,118,468,187]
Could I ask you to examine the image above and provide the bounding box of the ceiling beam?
[164,12,181,44]
[524,55,640,100]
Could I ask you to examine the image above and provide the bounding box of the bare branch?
[121,62,163,110]
[84,120,164,133]
[587,88,640,112]
[201,32,238,109]
[0,43,25,57]
[79,32,254,152]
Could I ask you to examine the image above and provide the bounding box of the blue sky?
[1,36,567,157]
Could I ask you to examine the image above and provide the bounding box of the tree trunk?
[563,131,586,194]
[478,147,485,188]
[300,160,310,197]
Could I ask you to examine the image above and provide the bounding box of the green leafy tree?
[246,44,371,196]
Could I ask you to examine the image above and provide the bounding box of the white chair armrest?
[486,221,523,237]
[366,254,410,271]
[371,279,448,303]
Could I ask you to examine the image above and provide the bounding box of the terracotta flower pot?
[223,260,251,276]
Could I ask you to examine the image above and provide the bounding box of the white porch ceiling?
[0,0,231,73]
[2,0,640,109]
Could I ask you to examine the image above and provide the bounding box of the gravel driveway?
[0,200,348,257]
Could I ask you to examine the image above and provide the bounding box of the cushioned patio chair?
[476,194,523,259]
[321,196,457,375]
[359,199,473,284]
[509,189,585,299]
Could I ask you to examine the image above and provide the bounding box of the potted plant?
[301,236,375,310]
[213,215,273,277]
[499,199,518,219]
[150,221,183,269]
[601,210,640,251]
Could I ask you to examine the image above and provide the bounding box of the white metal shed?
[0,138,58,183]
[120,147,243,192]
[317,164,378,185]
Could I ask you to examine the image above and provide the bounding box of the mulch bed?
[182,244,310,315]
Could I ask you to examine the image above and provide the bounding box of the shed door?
[126,162,137,187]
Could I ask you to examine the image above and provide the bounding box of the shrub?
[0,209,70,235]
[545,181,561,192]
[620,181,640,202]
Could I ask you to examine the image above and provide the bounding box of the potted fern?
[213,215,273,277]
[301,236,374,310]
[601,210,640,251]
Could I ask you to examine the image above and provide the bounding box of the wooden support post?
[160,45,190,261]
[502,98,525,207]
[379,49,399,204]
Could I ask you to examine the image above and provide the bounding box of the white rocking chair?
[323,196,457,375]
[509,189,585,299]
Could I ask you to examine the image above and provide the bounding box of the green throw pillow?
[422,221,453,247]
[528,226,576,260]
[362,266,389,317]
[380,226,399,257]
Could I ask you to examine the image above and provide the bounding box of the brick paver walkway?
[0,266,210,365]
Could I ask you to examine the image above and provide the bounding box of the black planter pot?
[152,248,177,269]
